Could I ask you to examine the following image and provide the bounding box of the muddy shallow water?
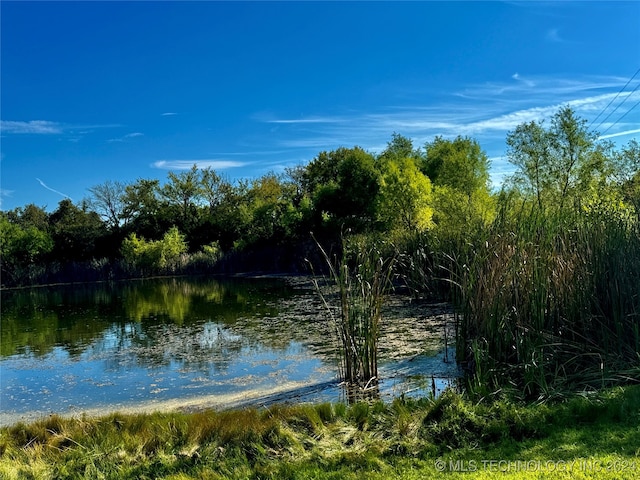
[0,275,460,426]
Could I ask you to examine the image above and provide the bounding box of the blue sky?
[1,1,639,211]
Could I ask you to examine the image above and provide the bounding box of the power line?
[593,79,640,132]
[598,99,640,137]
[590,66,640,128]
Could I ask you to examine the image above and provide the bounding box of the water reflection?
[1,277,289,360]
[1,277,329,421]
[1,276,460,424]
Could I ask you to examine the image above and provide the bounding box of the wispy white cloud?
[36,178,71,199]
[455,76,628,102]
[360,115,457,131]
[153,160,248,170]
[208,150,289,156]
[1,120,122,136]
[266,117,346,125]
[598,128,640,140]
[161,112,178,116]
[458,103,573,133]
[1,120,63,134]
[107,132,144,143]
[279,138,347,148]
[252,112,347,125]
[512,72,536,88]
[0,188,14,208]
[256,74,640,171]
[248,156,319,177]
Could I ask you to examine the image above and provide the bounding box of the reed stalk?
[310,235,395,393]
[456,204,640,398]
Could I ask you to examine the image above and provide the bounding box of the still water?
[1,276,459,426]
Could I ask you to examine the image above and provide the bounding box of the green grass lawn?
[1,385,639,479]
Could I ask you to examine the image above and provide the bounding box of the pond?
[0,275,460,426]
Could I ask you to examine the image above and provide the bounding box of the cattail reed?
[312,236,396,393]
[456,204,640,398]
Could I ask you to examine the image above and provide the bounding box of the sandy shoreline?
[0,379,340,427]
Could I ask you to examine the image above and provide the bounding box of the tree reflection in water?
[1,276,459,421]
[1,276,292,365]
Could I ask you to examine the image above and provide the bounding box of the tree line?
[1,130,495,286]
[1,106,638,290]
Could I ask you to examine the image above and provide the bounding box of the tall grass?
[394,231,448,300]
[311,235,395,395]
[2,385,640,479]
[456,203,640,398]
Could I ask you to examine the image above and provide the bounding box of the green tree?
[613,139,640,218]
[186,168,230,250]
[284,165,307,205]
[246,174,284,243]
[200,167,226,212]
[49,199,107,262]
[423,135,490,196]
[301,150,341,197]
[505,120,551,210]
[122,179,162,239]
[378,156,434,232]
[208,179,252,251]
[432,185,496,239]
[5,204,50,231]
[506,106,604,212]
[238,173,305,247]
[160,165,204,232]
[549,106,599,209]
[378,133,422,162]
[0,214,53,284]
[305,147,380,232]
[160,226,189,265]
[423,136,494,235]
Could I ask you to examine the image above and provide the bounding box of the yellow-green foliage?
[379,157,434,232]
[432,184,496,239]
[121,226,187,271]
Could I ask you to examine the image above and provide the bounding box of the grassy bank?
[1,385,639,479]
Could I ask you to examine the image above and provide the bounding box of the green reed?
[456,205,640,399]
[311,235,395,393]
